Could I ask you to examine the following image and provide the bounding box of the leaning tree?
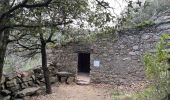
[0,0,54,88]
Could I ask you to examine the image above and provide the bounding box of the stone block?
[9,85,20,92]
[0,90,11,96]
[0,84,5,90]
[60,77,67,83]
[2,96,10,100]
[132,45,139,50]
[21,83,28,89]
[1,75,6,84]
[31,75,36,82]
[6,79,17,88]
[67,77,75,84]
[16,77,22,84]
[33,68,42,74]
[16,87,40,98]
[22,77,32,83]
[24,96,30,100]
[27,81,34,87]
[50,77,57,84]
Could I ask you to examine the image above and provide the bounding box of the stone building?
[48,20,170,85]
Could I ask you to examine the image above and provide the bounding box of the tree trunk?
[0,30,9,84]
[40,34,52,94]
[0,0,10,84]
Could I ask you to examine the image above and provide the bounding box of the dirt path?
[31,83,113,100]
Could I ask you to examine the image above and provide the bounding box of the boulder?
[22,77,32,83]
[0,84,5,90]
[60,77,68,83]
[50,77,58,84]
[16,77,22,84]
[21,83,29,89]
[14,96,31,100]
[16,87,40,98]
[6,79,17,88]
[27,81,34,87]
[33,68,42,74]
[2,96,10,100]
[9,85,20,92]
[31,75,36,82]
[23,96,31,100]
[56,72,74,77]
[66,77,75,84]
[0,90,11,96]
[1,75,6,84]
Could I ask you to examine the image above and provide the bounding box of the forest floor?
[31,83,114,100]
[31,81,147,100]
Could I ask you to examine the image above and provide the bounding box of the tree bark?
[40,34,52,94]
[0,30,9,84]
[0,0,10,84]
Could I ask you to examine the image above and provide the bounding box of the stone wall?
[50,24,170,85]
[48,43,92,74]
[90,27,160,85]
[0,66,75,100]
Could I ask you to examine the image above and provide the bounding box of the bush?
[136,34,170,100]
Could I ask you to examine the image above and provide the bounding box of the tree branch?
[1,20,73,31]
[0,0,52,20]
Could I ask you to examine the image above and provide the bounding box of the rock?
[1,75,6,84]
[129,52,136,56]
[35,74,44,80]
[16,77,22,84]
[154,15,170,24]
[49,67,58,76]
[33,68,42,74]
[21,83,29,89]
[122,57,131,61]
[0,84,5,90]
[56,72,74,77]
[23,96,31,100]
[158,23,170,30]
[6,79,17,88]
[27,81,34,87]
[22,77,32,83]
[2,96,10,100]
[31,75,36,82]
[16,87,40,98]
[120,45,125,48]
[0,90,11,96]
[76,80,90,85]
[141,34,150,40]
[60,77,68,83]
[132,46,139,50]
[50,77,57,84]
[9,85,20,92]
[12,97,27,100]
[66,77,75,84]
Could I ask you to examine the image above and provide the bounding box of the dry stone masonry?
[49,23,170,86]
[0,66,75,100]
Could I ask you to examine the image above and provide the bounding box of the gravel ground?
[31,83,113,100]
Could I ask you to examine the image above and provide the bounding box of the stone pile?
[0,66,75,100]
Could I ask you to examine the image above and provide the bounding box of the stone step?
[76,78,90,85]
[76,80,90,85]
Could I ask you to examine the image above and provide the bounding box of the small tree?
[144,34,170,99]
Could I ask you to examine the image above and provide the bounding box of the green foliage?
[132,84,169,100]
[141,34,170,99]
[118,0,170,29]
[135,20,154,29]
[144,34,169,79]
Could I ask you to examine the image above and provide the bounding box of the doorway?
[77,53,90,84]
[78,53,90,73]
